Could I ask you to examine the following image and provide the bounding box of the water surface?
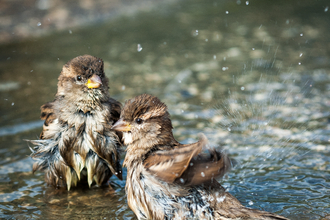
[0,0,330,219]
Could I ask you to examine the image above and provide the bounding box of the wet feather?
[27,55,122,190]
[112,94,289,220]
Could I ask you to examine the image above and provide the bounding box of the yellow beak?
[85,74,102,89]
[111,118,131,132]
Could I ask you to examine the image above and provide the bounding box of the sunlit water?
[1,0,330,219]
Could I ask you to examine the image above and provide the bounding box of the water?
[1,0,330,219]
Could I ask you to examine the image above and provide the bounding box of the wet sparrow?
[28,55,122,190]
[112,94,288,220]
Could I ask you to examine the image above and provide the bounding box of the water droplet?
[300,33,303,36]
[286,19,290,24]
[137,44,143,52]
[121,85,126,90]
[69,30,72,34]
[295,176,298,179]
[245,1,249,5]
[201,172,205,177]
[11,102,14,106]
[37,22,41,26]
[180,178,185,183]
[248,200,254,205]
[205,38,208,42]
[298,62,301,65]
[252,48,255,50]
[236,0,241,5]
[190,162,194,166]
[178,80,182,83]
[213,55,217,60]
[299,53,303,57]
[227,127,231,131]
[225,11,229,14]
[30,70,33,72]
[325,6,329,12]
[181,109,184,113]
[222,67,228,71]
[241,86,245,90]
[192,30,199,36]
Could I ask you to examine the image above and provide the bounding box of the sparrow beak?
[111,118,131,132]
[86,74,102,89]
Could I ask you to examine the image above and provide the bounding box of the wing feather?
[144,134,231,185]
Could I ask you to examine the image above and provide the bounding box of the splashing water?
[0,0,329,219]
[137,44,143,52]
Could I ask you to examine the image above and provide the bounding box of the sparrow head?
[57,55,109,98]
[112,94,175,148]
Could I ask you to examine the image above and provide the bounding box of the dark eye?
[77,75,82,81]
[135,118,143,124]
[83,66,88,71]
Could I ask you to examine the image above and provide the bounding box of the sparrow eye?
[135,118,143,124]
[83,66,88,71]
[77,75,82,81]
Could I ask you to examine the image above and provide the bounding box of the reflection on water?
[1,0,330,219]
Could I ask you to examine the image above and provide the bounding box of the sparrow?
[111,94,289,220]
[27,55,122,190]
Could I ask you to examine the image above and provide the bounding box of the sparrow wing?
[144,134,231,185]
[108,97,122,123]
[108,97,123,141]
[39,101,57,139]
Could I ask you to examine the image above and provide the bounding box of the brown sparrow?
[112,94,289,220]
[27,55,122,190]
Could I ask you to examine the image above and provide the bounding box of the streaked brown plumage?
[112,94,289,220]
[27,55,122,190]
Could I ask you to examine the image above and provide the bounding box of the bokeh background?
[0,0,330,219]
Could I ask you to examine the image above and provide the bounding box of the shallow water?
[1,0,330,219]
